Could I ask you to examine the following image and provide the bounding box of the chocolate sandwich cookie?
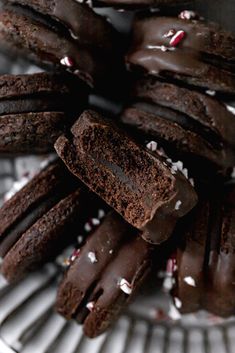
[171,184,235,317]
[0,0,121,88]
[126,12,235,94]
[120,78,235,178]
[56,211,154,338]
[0,160,97,283]
[55,110,197,244]
[0,72,87,155]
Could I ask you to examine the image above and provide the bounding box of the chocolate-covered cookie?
[0,72,87,155]
[55,110,197,244]
[0,160,97,283]
[170,183,235,317]
[56,211,154,338]
[0,0,121,88]
[126,13,235,94]
[120,78,235,178]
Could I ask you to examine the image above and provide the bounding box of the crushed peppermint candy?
[147,45,176,52]
[77,235,83,244]
[84,222,92,232]
[163,29,176,38]
[168,302,181,320]
[175,200,182,211]
[86,301,95,312]
[163,276,175,291]
[184,276,196,287]
[206,90,216,96]
[178,10,197,20]
[88,251,98,263]
[146,140,158,152]
[169,30,186,47]
[174,297,182,309]
[226,105,235,115]
[70,248,81,262]
[98,209,105,219]
[118,278,132,295]
[91,218,100,226]
[60,56,74,67]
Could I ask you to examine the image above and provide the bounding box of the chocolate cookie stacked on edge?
[126,12,235,94]
[0,160,100,283]
[55,109,197,245]
[169,183,235,317]
[0,72,88,155]
[56,211,155,338]
[0,0,123,89]
[120,77,235,180]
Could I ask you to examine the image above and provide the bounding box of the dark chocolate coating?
[0,2,121,88]
[56,212,153,338]
[120,78,235,174]
[0,73,87,155]
[55,110,197,244]
[172,184,235,317]
[126,15,235,94]
[0,161,97,282]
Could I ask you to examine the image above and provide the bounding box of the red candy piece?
[169,30,186,47]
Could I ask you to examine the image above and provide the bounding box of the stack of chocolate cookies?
[0,0,234,340]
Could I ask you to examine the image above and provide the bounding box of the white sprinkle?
[226,105,235,115]
[86,301,95,312]
[174,297,182,309]
[182,168,188,179]
[163,276,175,291]
[84,223,92,232]
[178,10,197,20]
[91,218,100,226]
[88,251,98,263]
[60,56,74,67]
[184,276,196,287]
[189,178,195,187]
[163,29,176,38]
[109,249,114,254]
[175,200,182,210]
[168,302,181,320]
[175,161,183,171]
[146,140,158,151]
[119,278,132,295]
[206,90,216,96]
[98,209,105,219]
[147,45,176,52]
[77,235,83,244]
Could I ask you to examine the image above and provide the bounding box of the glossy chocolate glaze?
[120,79,235,172]
[55,110,197,244]
[56,212,153,337]
[126,16,235,93]
[7,0,116,51]
[172,184,235,317]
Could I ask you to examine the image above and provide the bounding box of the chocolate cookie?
[171,183,235,317]
[0,160,97,283]
[0,72,87,155]
[126,13,235,94]
[55,110,197,244]
[120,78,235,178]
[56,211,154,338]
[0,0,121,88]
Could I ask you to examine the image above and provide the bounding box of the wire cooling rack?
[1,157,235,353]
